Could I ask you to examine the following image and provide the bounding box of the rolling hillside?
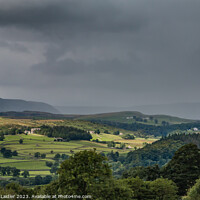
[78,111,194,125]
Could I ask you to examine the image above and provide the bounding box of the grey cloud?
[0,40,29,53]
[0,0,200,107]
[32,58,142,77]
[0,0,144,33]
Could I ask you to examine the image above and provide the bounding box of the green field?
[0,133,157,177]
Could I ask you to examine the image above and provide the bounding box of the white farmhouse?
[31,128,41,134]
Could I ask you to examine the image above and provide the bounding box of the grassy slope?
[0,117,134,134]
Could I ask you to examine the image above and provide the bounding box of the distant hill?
[78,111,194,125]
[56,103,200,120]
[0,98,59,114]
[0,110,194,125]
[127,103,200,120]
[55,106,122,115]
[0,111,80,119]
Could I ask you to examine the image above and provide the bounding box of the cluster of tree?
[90,120,200,137]
[133,115,148,123]
[21,170,30,178]
[92,139,107,144]
[107,141,126,149]
[132,115,159,124]
[107,141,116,148]
[39,125,92,141]
[122,134,135,140]
[113,130,120,135]
[33,175,53,186]
[94,129,100,134]
[123,143,200,196]
[0,166,20,177]
[107,151,121,162]
[50,162,59,175]
[53,153,69,161]
[0,175,53,188]
[91,139,126,150]
[34,152,46,159]
[0,147,18,158]
[45,154,70,175]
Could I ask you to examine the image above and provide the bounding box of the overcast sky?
[0,0,200,107]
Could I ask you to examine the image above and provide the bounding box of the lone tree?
[3,150,12,158]
[41,153,46,159]
[22,170,30,178]
[34,152,41,158]
[19,139,23,144]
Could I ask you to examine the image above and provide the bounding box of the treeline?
[0,125,28,135]
[0,175,53,187]
[39,125,92,141]
[167,132,200,148]
[0,166,20,177]
[0,147,18,158]
[90,120,200,137]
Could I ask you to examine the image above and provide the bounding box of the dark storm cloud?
[0,0,200,106]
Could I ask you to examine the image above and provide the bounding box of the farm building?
[31,128,41,134]
[54,137,64,142]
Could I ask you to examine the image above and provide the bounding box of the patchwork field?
[0,133,157,177]
[0,116,159,178]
